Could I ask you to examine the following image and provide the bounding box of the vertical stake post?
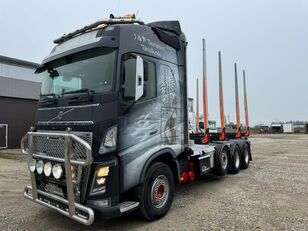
[243,70,250,137]
[234,63,241,138]
[202,39,210,144]
[218,51,226,141]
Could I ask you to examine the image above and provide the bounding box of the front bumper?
[21,130,94,225]
[24,186,94,225]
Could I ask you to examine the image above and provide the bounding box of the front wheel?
[137,162,174,220]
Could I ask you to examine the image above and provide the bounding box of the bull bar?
[21,131,94,226]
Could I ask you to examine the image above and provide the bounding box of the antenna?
[201,39,210,144]
[234,63,241,138]
[243,70,250,137]
[196,78,199,134]
[218,51,226,141]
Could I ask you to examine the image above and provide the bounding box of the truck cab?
[21,14,251,226]
[22,14,196,225]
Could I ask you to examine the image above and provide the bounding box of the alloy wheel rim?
[235,151,240,168]
[245,149,249,163]
[151,175,169,209]
[221,151,228,169]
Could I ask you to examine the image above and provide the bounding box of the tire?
[213,146,230,176]
[136,162,174,221]
[228,145,241,174]
[241,143,250,169]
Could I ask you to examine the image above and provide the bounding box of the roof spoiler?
[148,21,182,50]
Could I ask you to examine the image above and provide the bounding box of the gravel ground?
[0,134,308,230]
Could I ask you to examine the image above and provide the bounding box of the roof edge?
[0,55,39,69]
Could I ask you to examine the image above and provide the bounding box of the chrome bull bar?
[21,131,94,225]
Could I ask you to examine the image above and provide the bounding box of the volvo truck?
[21,14,251,225]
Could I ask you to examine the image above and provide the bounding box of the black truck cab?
[21,14,251,225]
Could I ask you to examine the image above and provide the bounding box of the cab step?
[119,201,139,214]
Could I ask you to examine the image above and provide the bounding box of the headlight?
[28,159,36,172]
[52,164,63,179]
[44,162,52,177]
[104,126,117,147]
[99,126,117,154]
[36,160,44,174]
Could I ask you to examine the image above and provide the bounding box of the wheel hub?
[245,150,249,163]
[156,185,165,198]
[235,151,240,168]
[222,151,228,169]
[151,175,169,209]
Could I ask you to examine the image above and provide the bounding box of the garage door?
[0,124,8,149]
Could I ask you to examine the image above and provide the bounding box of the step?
[119,201,139,214]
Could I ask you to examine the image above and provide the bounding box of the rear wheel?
[228,145,241,174]
[213,147,230,176]
[241,143,250,169]
[136,162,174,220]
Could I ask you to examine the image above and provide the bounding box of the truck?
[21,14,252,225]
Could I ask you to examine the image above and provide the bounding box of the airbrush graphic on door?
[118,62,183,153]
[160,64,183,147]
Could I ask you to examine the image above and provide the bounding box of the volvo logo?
[57,111,64,119]
[47,108,74,122]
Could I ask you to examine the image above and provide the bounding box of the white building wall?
[0,56,42,100]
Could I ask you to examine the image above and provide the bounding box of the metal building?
[0,55,41,149]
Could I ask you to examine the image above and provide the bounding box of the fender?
[139,148,179,184]
[212,141,231,156]
[230,143,241,158]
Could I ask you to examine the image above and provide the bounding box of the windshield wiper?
[62,88,94,96]
[40,93,56,98]
[61,88,94,105]
[39,93,56,107]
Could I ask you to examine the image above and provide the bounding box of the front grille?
[33,131,92,162]
[31,131,92,203]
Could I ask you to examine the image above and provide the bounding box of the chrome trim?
[64,135,76,215]
[24,186,94,226]
[36,121,94,126]
[38,103,100,111]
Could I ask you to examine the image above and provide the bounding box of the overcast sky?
[1,0,308,126]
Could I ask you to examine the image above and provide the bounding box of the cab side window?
[122,56,136,101]
[142,60,156,100]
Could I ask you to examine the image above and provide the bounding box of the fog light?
[96,177,106,185]
[28,159,36,172]
[52,164,63,179]
[44,162,52,177]
[97,166,109,177]
[36,160,44,174]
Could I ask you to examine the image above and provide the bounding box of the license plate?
[45,183,64,197]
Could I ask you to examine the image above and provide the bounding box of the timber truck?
[21,14,252,225]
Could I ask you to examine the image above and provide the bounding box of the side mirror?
[135,56,144,101]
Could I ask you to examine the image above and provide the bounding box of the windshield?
[40,48,117,98]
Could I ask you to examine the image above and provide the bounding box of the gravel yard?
[0,134,308,230]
